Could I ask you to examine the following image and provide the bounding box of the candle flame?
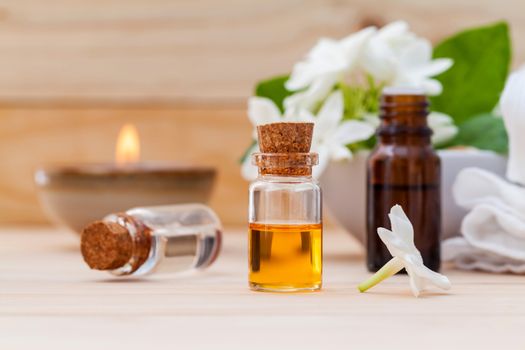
[115,124,140,165]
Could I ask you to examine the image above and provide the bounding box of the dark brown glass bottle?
[366,89,441,272]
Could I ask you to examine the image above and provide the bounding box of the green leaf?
[254,75,292,113]
[448,113,508,154]
[431,21,511,123]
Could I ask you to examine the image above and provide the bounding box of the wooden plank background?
[0,0,524,225]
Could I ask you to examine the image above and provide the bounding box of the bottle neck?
[377,93,432,145]
[105,213,153,276]
[258,172,314,182]
[252,152,318,177]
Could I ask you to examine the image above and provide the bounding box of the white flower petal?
[428,112,458,145]
[501,67,525,119]
[377,21,409,40]
[398,38,433,68]
[362,21,452,94]
[286,38,347,91]
[340,26,377,69]
[428,111,453,124]
[248,97,282,127]
[420,78,444,95]
[296,109,316,123]
[407,261,452,296]
[377,227,410,258]
[405,265,423,297]
[361,21,414,82]
[332,120,375,146]
[315,91,345,137]
[284,75,337,113]
[363,113,381,128]
[432,125,458,145]
[361,38,398,81]
[340,26,376,50]
[286,61,315,91]
[286,26,375,96]
[329,144,352,161]
[308,38,347,69]
[413,58,454,79]
[312,144,330,179]
[388,204,415,245]
[414,263,451,290]
[241,143,260,181]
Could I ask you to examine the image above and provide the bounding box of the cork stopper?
[81,216,152,273]
[257,122,313,153]
[81,221,132,270]
[255,122,317,176]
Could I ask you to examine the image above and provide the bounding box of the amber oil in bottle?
[249,223,322,291]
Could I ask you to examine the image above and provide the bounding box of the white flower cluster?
[243,21,457,180]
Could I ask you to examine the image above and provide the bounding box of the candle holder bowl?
[35,163,216,234]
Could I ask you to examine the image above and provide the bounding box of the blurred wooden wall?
[0,0,524,226]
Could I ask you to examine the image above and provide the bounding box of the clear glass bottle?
[366,88,441,272]
[81,204,222,277]
[248,122,322,292]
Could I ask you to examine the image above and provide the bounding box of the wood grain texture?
[0,0,523,102]
[1,227,525,350]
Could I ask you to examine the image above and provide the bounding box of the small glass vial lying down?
[81,204,222,276]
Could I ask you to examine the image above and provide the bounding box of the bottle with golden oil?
[248,122,322,292]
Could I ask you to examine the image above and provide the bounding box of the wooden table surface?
[1,226,524,350]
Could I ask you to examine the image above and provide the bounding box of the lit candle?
[115,124,141,165]
[35,124,216,234]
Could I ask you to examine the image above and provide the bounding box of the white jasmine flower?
[361,21,453,95]
[362,111,457,146]
[358,205,451,297]
[299,91,375,177]
[284,27,377,111]
[242,21,455,182]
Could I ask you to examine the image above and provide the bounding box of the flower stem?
[358,257,404,293]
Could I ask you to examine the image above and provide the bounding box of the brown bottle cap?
[81,221,133,270]
[257,122,313,153]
